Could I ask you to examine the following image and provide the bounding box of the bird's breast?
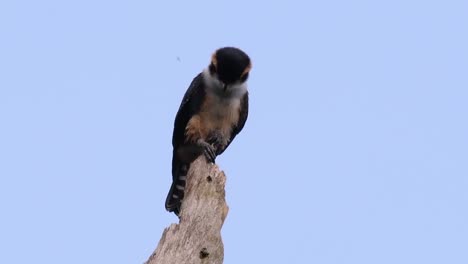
[198,93,241,139]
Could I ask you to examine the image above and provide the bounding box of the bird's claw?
[207,131,226,155]
[197,140,216,163]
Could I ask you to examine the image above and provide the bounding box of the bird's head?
[208,47,251,90]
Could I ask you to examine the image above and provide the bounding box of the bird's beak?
[223,83,228,92]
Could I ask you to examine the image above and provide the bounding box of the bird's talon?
[198,140,216,163]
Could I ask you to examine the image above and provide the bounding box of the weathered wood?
[146,157,229,264]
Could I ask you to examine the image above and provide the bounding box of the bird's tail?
[165,158,190,216]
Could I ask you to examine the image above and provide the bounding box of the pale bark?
[146,157,229,264]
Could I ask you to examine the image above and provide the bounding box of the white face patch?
[202,68,223,88]
[202,68,248,99]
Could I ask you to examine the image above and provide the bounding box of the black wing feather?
[172,73,206,148]
[235,91,249,137]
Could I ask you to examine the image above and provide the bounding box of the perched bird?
[165,47,252,216]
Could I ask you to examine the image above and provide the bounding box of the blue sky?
[1,0,467,263]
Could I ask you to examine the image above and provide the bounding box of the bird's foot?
[207,131,227,155]
[196,140,216,163]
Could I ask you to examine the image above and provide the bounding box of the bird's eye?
[209,63,217,74]
[240,72,249,82]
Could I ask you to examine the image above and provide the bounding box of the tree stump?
[146,157,229,264]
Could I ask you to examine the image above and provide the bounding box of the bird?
[165,47,252,216]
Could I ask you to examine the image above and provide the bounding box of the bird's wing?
[172,73,206,148]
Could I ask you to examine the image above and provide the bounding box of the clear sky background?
[1,1,467,263]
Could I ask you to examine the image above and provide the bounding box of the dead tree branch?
[146,157,229,264]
